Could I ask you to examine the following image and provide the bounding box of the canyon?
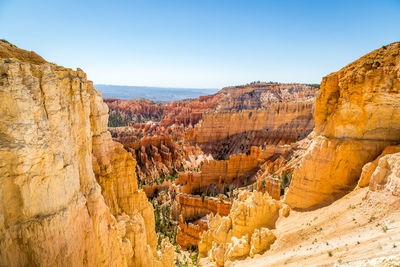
[105,82,318,253]
[0,39,399,267]
[198,42,400,266]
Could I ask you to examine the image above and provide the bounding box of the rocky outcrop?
[256,177,282,200]
[187,84,317,158]
[0,41,172,266]
[176,194,232,220]
[368,152,400,196]
[175,147,263,194]
[142,180,173,198]
[176,216,209,249]
[115,136,206,185]
[0,40,47,64]
[358,145,400,187]
[286,42,400,209]
[198,191,281,266]
[105,92,223,140]
[124,136,183,181]
[249,227,276,258]
[104,98,163,127]
[175,194,231,248]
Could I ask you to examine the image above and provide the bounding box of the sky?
[1,0,399,88]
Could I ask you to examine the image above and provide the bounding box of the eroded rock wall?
[177,194,232,220]
[198,191,281,266]
[187,84,317,158]
[176,217,209,249]
[286,42,400,209]
[175,147,263,194]
[0,42,171,267]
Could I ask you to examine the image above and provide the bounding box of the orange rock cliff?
[186,83,317,158]
[0,41,173,267]
[175,146,263,195]
[285,42,400,209]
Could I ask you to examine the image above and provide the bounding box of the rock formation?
[105,98,163,127]
[105,92,223,143]
[368,151,400,196]
[124,136,184,181]
[285,42,400,209]
[176,194,232,220]
[0,41,172,266]
[105,83,317,160]
[198,191,281,266]
[358,145,400,188]
[196,42,400,267]
[175,147,263,195]
[176,216,209,249]
[174,193,232,248]
[186,83,317,158]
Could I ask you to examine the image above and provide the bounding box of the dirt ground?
[231,187,400,266]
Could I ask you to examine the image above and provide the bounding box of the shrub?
[280,172,293,195]
[0,39,11,44]
[261,179,266,189]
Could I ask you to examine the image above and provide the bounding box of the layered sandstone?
[176,194,231,220]
[0,41,172,266]
[175,147,263,194]
[233,187,400,267]
[105,92,223,141]
[124,136,183,181]
[198,191,281,265]
[176,216,209,249]
[256,177,282,200]
[175,194,232,248]
[187,83,317,158]
[286,42,400,209]
[105,98,163,126]
[105,83,317,160]
[233,151,400,266]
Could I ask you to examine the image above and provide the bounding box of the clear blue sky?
[1,0,399,88]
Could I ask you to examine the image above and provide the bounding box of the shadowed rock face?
[285,42,400,209]
[0,41,173,267]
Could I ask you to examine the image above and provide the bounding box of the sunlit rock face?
[187,83,317,159]
[105,83,317,160]
[286,42,400,209]
[198,191,281,266]
[368,151,400,196]
[0,41,172,267]
[358,145,400,188]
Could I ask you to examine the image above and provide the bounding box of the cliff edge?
[0,40,173,267]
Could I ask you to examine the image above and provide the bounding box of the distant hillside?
[95,84,219,102]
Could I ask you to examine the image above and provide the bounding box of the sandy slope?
[232,188,400,266]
